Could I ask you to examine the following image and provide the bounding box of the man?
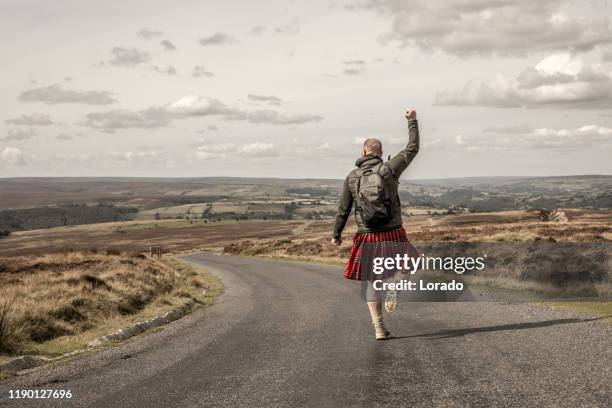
[332,110,420,340]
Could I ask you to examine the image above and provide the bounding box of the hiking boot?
[373,316,391,340]
[385,290,398,313]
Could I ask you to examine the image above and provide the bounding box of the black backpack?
[355,163,392,227]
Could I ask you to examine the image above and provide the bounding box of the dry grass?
[0,209,609,259]
[224,237,612,300]
[0,299,21,354]
[0,251,221,357]
[548,301,612,319]
[0,219,299,257]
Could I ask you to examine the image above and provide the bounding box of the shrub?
[0,299,22,354]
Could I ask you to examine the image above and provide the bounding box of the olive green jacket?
[332,119,419,239]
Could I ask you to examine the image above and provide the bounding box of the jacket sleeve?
[333,176,353,239]
[387,119,419,179]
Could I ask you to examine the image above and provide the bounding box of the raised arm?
[332,176,353,245]
[387,110,419,179]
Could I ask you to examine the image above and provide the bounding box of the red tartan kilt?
[343,226,419,281]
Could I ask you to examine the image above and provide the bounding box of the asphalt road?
[1,252,610,407]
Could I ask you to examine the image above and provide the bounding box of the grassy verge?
[546,302,612,319]
[0,252,222,361]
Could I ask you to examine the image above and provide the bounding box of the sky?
[1,0,612,179]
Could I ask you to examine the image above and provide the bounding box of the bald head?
[362,138,383,157]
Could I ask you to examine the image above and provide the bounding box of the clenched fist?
[405,110,417,120]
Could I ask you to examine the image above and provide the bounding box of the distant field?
[1,175,610,215]
[0,177,343,209]
[137,203,289,220]
[0,204,138,232]
[0,209,609,259]
[139,203,212,219]
[0,219,302,257]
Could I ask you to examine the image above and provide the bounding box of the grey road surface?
[1,252,610,407]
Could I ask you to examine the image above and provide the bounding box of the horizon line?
[1,174,611,181]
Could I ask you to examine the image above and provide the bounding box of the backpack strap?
[375,163,391,203]
[353,168,363,211]
[373,162,384,175]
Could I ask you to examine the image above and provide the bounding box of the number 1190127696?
[7,389,73,399]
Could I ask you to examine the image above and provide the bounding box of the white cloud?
[18,84,116,105]
[342,60,366,75]
[51,153,92,165]
[237,142,278,156]
[165,95,231,116]
[482,124,536,134]
[196,142,278,159]
[82,108,171,131]
[343,68,364,75]
[6,113,54,126]
[456,124,612,151]
[350,0,612,56]
[107,150,163,163]
[423,138,441,149]
[199,33,235,46]
[82,95,322,131]
[3,128,37,141]
[137,28,163,40]
[436,53,612,109]
[192,65,214,78]
[230,109,323,125]
[108,46,151,67]
[288,140,345,159]
[168,96,322,125]
[160,40,176,51]
[275,19,299,35]
[249,26,266,36]
[1,147,26,166]
[151,65,177,75]
[247,94,283,106]
[48,150,170,168]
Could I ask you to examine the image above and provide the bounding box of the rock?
[0,355,50,372]
[87,301,194,348]
[539,209,568,223]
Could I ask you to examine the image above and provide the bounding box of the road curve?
[1,252,610,407]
